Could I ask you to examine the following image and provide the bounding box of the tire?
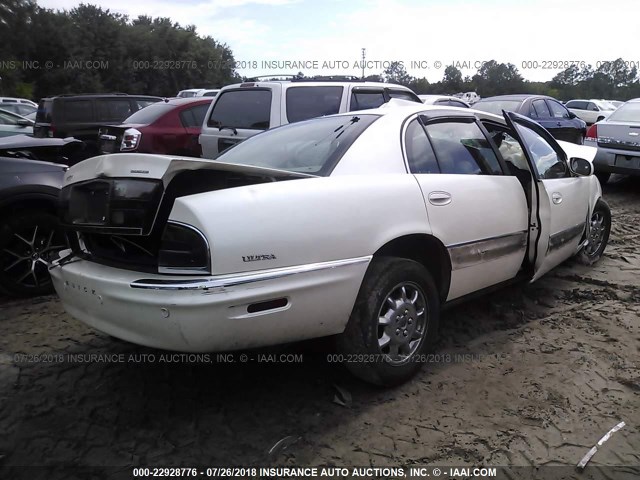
[595,172,611,185]
[577,199,611,266]
[0,212,67,296]
[336,256,440,386]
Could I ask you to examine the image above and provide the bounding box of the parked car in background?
[200,80,421,158]
[473,95,587,144]
[0,97,38,117]
[177,89,220,98]
[565,99,616,124]
[606,100,624,109]
[460,92,480,104]
[418,95,469,108]
[0,135,85,165]
[33,94,163,156]
[98,97,213,157]
[585,98,640,184]
[51,104,608,386]
[0,156,66,296]
[0,108,34,137]
[0,102,37,117]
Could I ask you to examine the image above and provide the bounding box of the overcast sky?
[38,0,639,82]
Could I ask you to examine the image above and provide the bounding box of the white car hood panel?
[557,141,597,163]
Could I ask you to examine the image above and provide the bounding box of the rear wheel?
[0,212,67,296]
[336,257,439,386]
[577,199,611,265]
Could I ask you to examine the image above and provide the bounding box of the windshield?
[473,100,522,115]
[607,102,640,123]
[122,102,173,124]
[216,114,379,175]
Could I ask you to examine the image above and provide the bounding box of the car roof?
[329,101,503,123]
[477,94,551,102]
[42,94,162,100]
[161,97,214,106]
[221,81,414,90]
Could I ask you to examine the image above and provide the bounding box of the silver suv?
[199,80,421,158]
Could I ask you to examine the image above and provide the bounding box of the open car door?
[503,111,591,281]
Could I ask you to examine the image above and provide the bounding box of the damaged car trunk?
[59,154,313,273]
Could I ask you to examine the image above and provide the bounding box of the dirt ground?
[0,177,638,479]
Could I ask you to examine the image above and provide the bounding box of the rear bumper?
[50,255,370,352]
[588,140,640,175]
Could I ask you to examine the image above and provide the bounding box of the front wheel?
[336,257,439,386]
[577,199,611,265]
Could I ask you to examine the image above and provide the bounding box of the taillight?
[158,222,210,274]
[120,128,141,151]
[585,124,597,142]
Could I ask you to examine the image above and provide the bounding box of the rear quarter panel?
[169,174,432,275]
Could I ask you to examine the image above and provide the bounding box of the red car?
[97,97,213,157]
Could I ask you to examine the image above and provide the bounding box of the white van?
[199,80,421,159]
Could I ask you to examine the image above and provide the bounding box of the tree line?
[0,1,239,99]
[377,59,640,101]
[1,1,638,102]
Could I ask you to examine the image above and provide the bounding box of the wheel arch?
[0,191,59,223]
[373,233,451,303]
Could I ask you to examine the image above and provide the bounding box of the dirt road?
[0,177,638,478]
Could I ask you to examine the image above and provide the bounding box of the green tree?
[383,61,415,87]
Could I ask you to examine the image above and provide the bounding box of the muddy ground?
[0,177,638,479]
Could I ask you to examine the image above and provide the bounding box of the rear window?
[36,100,53,123]
[473,100,522,116]
[286,86,343,123]
[123,102,174,124]
[64,100,93,122]
[217,114,379,175]
[207,89,272,130]
[608,102,640,123]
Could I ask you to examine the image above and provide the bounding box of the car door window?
[586,102,599,112]
[180,104,210,128]
[449,100,468,108]
[208,89,272,130]
[512,123,567,179]
[404,118,439,174]
[135,98,160,109]
[423,120,502,175]
[64,100,93,122]
[388,90,419,102]
[531,99,551,118]
[96,99,133,122]
[350,91,385,111]
[547,100,570,119]
[286,86,343,123]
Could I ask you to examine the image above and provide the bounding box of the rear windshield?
[217,114,379,175]
[36,99,53,123]
[286,86,343,123]
[608,102,640,123]
[473,100,522,115]
[123,102,173,124]
[208,89,272,130]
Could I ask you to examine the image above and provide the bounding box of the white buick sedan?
[50,104,610,386]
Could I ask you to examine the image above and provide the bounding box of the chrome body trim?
[547,223,585,252]
[447,231,528,271]
[131,255,373,290]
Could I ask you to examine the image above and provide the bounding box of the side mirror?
[569,157,593,176]
[568,111,577,119]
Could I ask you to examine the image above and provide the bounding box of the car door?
[547,99,579,142]
[403,114,529,300]
[179,103,211,156]
[503,112,590,280]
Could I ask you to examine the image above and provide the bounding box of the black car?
[0,157,67,296]
[473,95,587,144]
[34,93,162,155]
